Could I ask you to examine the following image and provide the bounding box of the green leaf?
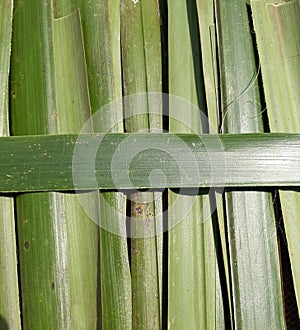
[11,1,59,327]
[251,0,300,315]
[73,0,132,327]
[52,11,100,329]
[0,2,21,328]
[52,0,75,18]
[167,0,222,328]
[196,0,219,131]
[120,1,162,328]
[196,2,232,326]
[0,133,300,192]
[216,0,285,327]
[10,4,99,328]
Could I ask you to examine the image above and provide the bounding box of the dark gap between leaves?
[273,190,300,329]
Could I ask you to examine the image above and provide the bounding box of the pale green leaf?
[121,1,162,328]
[168,0,221,328]
[0,1,21,328]
[73,0,132,327]
[216,0,285,327]
[251,0,300,315]
[10,4,99,328]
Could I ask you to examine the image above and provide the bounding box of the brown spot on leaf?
[131,246,139,254]
[136,207,143,214]
[24,241,29,250]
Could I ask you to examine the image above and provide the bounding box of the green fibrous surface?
[10,3,99,328]
[0,1,21,328]
[121,0,162,328]
[251,0,300,315]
